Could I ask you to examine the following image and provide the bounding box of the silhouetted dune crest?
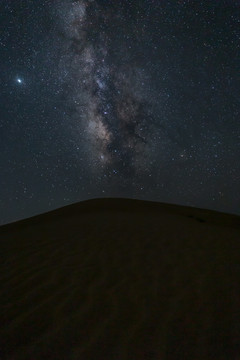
[1,198,240,359]
[1,197,240,231]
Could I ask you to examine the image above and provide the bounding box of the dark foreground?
[1,198,240,359]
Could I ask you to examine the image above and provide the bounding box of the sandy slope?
[1,198,240,360]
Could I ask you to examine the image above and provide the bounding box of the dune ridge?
[1,198,240,359]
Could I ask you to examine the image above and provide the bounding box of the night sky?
[0,0,239,224]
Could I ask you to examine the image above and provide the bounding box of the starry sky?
[0,0,239,224]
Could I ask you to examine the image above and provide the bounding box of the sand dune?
[1,198,240,359]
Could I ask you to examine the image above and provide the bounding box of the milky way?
[55,0,156,177]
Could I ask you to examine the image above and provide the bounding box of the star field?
[0,0,239,224]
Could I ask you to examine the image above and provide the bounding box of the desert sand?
[1,198,240,359]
